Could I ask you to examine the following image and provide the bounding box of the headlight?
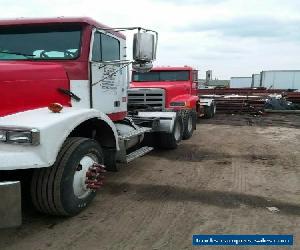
[170,101,186,107]
[0,128,40,145]
[8,131,33,144]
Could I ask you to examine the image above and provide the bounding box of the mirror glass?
[133,32,156,63]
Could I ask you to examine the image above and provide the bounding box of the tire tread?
[31,137,87,215]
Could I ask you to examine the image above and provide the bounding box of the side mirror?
[132,61,153,73]
[98,26,157,72]
[133,30,157,63]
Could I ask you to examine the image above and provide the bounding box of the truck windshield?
[0,25,81,60]
[133,71,190,82]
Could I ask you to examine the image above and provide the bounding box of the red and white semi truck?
[0,17,215,228]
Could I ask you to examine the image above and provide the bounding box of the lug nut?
[85,163,106,191]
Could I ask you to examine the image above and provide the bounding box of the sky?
[1,0,300,79]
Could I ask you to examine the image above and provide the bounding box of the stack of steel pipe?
[212,96,266,114]
[198,88,300,113]
[198,88,293,96]
[284,92,300,104]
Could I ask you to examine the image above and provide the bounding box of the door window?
[92,32,120,62]
[92,33,101,61]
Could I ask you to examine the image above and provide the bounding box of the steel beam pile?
[198,88,292,96]
[284,92,300,104]
[203,95,266,114]
[198,88,300,114]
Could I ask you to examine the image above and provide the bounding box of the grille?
[128,88,165,109]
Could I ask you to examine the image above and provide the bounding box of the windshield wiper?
[0,50,35,58]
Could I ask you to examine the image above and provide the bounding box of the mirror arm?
[101,27,158,61]
[100,27,157,34]
[100,27,158,73]
[91,59,132,65]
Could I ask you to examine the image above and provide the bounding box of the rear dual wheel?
[158,113,183,149]
[31,137,105,216]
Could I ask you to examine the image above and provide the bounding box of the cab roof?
[0,16,126,39]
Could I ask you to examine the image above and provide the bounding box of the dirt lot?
[1,114,300,250]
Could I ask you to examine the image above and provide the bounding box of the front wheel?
[158,113,183,149]
[31,137,105,216]
[182,110,197,140]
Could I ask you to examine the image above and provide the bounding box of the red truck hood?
[130,81,189,90]
[0,62,70,117]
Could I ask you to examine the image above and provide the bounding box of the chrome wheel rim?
[187,115,193,132]
[174,121,181,141]
[73,154,98,199]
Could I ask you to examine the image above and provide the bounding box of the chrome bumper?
[137,111,177,133]
[0,181,22,229]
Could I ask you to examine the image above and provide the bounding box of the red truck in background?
[128,66,216,144]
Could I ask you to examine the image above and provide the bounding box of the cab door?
[90,30,127,116]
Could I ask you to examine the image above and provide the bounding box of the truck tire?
[204,102,216,119]
[158,113,183,149]
[103,147,119,172]
[31,137,105,216]
[182,110,197,140]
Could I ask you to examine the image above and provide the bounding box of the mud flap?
[0,181,22,229]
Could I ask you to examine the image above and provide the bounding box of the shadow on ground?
[105,182,300,216]
[150,144,277,164]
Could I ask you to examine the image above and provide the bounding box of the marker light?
[48,103,63,113]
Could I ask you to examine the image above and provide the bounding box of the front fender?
[0,107,118,170]
[169,94,199,109]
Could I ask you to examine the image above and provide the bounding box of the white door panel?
[90,30,127,115]
[91,62,125,114]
